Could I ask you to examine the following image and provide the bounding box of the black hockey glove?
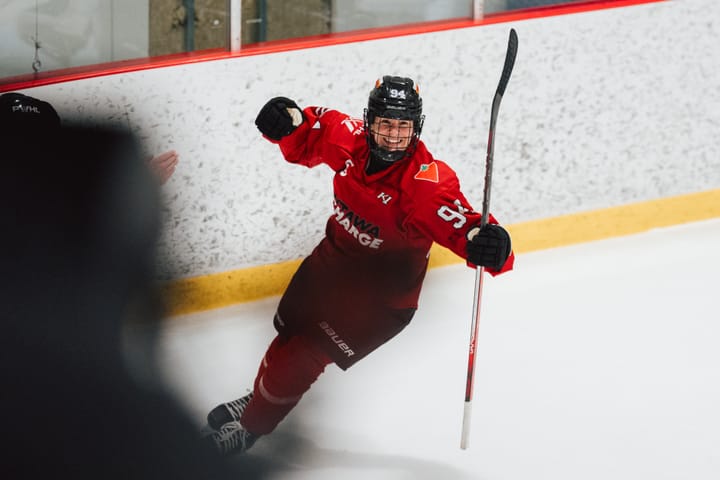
[255,96,303,141]
[466,223,512,270]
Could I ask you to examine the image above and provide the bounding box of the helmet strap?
[365,151,396,175]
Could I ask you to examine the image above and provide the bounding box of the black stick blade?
[496,28,518,97]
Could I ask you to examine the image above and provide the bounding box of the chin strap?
[365,153,396,175]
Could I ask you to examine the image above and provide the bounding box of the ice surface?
[150,218,720,479]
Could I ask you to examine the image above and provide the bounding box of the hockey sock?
[242,334,331,435]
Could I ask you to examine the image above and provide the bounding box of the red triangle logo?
[414,162,439,183]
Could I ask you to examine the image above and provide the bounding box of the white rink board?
[18,0,720,281]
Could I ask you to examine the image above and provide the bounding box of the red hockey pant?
[240,334,332,436]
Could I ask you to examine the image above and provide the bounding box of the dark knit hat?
[0,92,61,133]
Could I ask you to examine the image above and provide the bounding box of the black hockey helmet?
[364,75,425,163]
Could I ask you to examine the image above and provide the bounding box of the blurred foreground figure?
[0,96,233,478]
[0,91,179,184]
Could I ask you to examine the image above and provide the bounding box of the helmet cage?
[364,76,425,163]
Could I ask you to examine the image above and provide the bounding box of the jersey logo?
[377,192,393,205]
[341,117,364,136]
[333,197,384,249]
[414,162,439,183]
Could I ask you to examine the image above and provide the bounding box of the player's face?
[370,116,414,151]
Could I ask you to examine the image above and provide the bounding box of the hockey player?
[204,76,514,455]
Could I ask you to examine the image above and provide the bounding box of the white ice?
[151,218,720,479]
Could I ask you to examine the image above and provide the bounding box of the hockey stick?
[460,28,518,450]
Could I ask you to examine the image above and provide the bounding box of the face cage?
[363,108,425,163]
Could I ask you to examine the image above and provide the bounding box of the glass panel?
[484,0,590,14]
[1,1,620,82]
[330,0,473,33]
[0,0,231,79]
[150,0,230,56]
[3,0,145,78]
[241,0,331,43]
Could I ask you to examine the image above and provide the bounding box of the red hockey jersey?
[270,107,514,369]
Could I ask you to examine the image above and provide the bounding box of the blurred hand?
[148,150,178,185]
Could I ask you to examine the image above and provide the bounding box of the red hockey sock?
[241,334,332,435]
[251,335,283,394]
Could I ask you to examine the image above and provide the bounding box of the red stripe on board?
[0,0,664,92]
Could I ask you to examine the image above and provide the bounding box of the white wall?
[16,0,720,281]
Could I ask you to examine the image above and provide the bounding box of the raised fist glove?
[255,96,303,140]
[466,223,512,270]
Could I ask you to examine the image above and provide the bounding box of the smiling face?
[369,116,415,152]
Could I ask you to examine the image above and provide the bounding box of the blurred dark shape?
[0,122,235,478]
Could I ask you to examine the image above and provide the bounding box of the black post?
[184,0,195,51]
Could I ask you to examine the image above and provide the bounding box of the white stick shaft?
[460,401,473,449]
[461,266,484,448]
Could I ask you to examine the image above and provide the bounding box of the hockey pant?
[240,334,332,436]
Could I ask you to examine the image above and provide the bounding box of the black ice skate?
[205,421,258,456]
[207,391,254,430]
